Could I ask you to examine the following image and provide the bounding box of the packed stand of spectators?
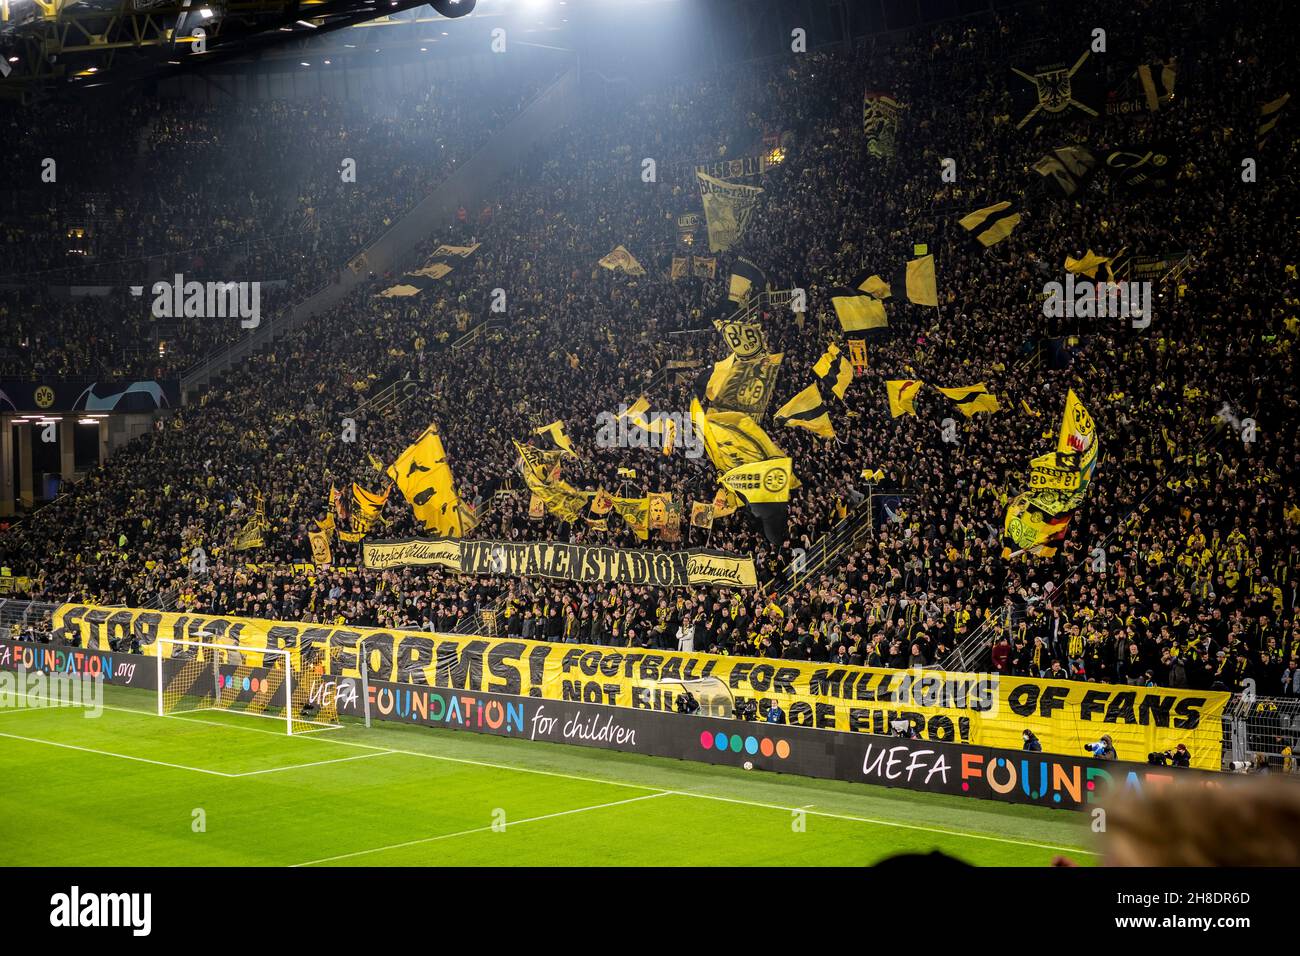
[0,61,557,380]
[2,0,1299,701]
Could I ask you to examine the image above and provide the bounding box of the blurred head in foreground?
[1102,776,1300,866]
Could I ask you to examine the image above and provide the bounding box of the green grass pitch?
[0,684,1097,867]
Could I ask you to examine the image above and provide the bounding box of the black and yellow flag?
[1033,146,1098,197]
[862,91,904,159]
[307,529,333,566]
[693,256,717,279]
[534,420,578,457]
[351,483,391,534]
[231,511,268,551]
[774,383,836,438]
[611,496,651,541]
[812,342,854,400]
[830,280,888,332]
[936,384,1000,417]
[513,440,589,525]
[1064,249,1112,279]
[690,500,715,530]
[721,458,792,504]
[1258,93,1290,149]
[670,257,689,280]
[387,425,465,537]
[959,201,1022,247]
[720,458,792,545]
[691,398,793,478]
[705,351,784,420]
[886,379,923,418]
[597,245,646,275]
[727,257,767,306]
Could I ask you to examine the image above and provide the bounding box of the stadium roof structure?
[0,0,477,101]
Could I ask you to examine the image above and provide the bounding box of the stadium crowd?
[2,0,1298,701]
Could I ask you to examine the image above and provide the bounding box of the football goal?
[155,638,343,734]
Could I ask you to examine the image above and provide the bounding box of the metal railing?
[343,375,425,421]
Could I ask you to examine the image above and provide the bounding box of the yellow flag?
[886,379,923,417]
[812,342,854,400]
[386,424,465,536]
[774,383,836,438]
[905,254,939,306]
[720,458,793,504]
[936,383,1000,417]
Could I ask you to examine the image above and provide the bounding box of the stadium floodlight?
[155,637,347,735]
[431,0,477,17]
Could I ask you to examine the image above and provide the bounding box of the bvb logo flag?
[705,350,784,420]
[720,458,793,504]
[716,319,767,359]
[696,171,764,253]
[721,457,792,546]
[1011,50,1101,129]
[1003,492,1072,557]
[386,424,465,537]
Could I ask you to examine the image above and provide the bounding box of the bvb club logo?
[761,465,788,495]
[34,385,55,409]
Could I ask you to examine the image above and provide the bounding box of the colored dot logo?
[218,674,263,693]
[699,730,790,760]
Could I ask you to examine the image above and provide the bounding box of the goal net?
[155,638,342,734]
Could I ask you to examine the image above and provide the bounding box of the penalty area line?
[0,729,236,777]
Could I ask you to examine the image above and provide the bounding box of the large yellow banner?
[52,604,1227,769]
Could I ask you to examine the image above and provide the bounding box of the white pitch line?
[231,750,394,777]
[8,695,1100,856]
[660,789,1099,856]
[291,791,672,867]
[0,730,236,777]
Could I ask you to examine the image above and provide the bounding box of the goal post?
[154,638,342,734]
